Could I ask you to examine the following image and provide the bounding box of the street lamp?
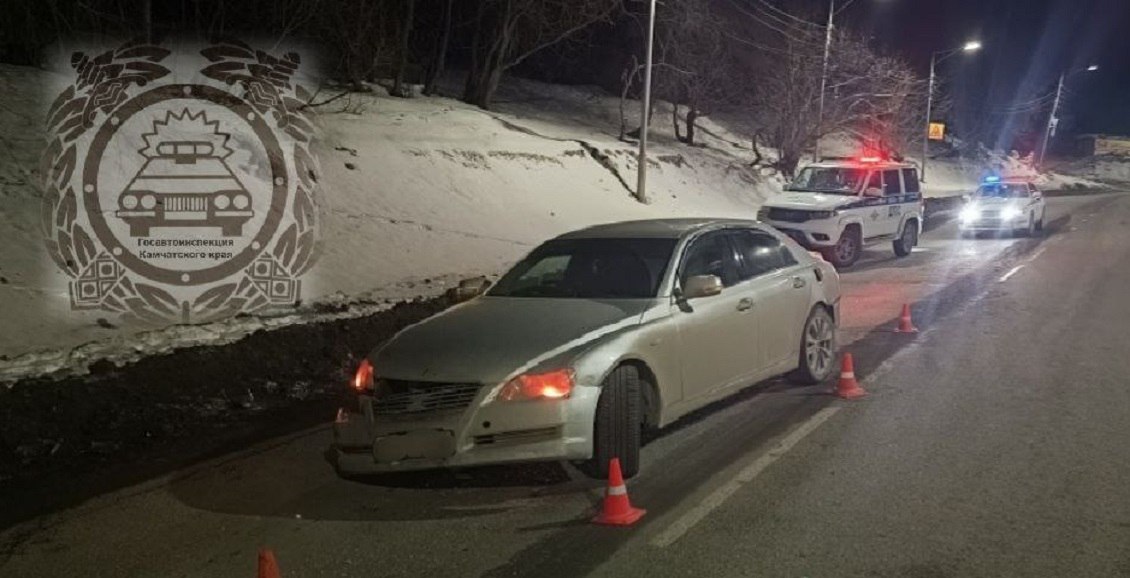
[1037,64,1099,167]
[635,0,658,204]
[921,40,982,182]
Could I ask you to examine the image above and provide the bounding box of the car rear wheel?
[790,306,837,384]
[893,219,918,257]
[583,365,642,479]
[821,227,861,268]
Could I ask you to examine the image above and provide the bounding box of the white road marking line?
[999,265,1024,282]
[999,246,1048,283]
[650,406,841,548]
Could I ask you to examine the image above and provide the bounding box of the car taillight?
[352,359,374,392]
[499,369,574,401]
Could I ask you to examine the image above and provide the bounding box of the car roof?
[555,218,762,240]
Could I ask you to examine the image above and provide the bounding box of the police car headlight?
[1001,206,1022,220]
[809,210,837,220]
[960,206,979,223]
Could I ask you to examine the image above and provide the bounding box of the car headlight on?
[499,369,574,401]
[809,210,838,220]
[352,359,374,392]
[213,193,231,209]
[959,205,979,223]
[1001,206,1022,220]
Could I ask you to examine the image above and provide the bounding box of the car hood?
[371,297,652,385]
[764,192,858,211]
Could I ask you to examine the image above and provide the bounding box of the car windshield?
[975,183,1029,198]
[489,238,677,299]
[790,167,867,194]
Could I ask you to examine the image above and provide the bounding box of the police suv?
[758,158,924,268]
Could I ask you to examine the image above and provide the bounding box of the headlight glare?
[1002,206,1022,220]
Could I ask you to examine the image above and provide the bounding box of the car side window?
[729,230,797,280]
[866,171,882,192]
[680,232,740,288]
[883,170,903,196]
[902,168,920,193]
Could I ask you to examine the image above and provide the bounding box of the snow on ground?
[0,62,1097,383]
[0,65,776,382]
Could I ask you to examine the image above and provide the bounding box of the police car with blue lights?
[757,157,924,268]
[958,176,1046,237]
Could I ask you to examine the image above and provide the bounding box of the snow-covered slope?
[0,65,777,382]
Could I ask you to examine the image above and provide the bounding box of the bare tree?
[392,0,417,97]
[652,0,733,147]
[462,0,621,109]
[423,0,455,95]
[749,31,925,176]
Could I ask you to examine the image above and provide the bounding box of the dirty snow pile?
[0,64,779,382]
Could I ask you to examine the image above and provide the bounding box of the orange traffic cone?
[835,353,867,400]
[258,549,281,578]
[895,303,919,333]
[592,458,646,526]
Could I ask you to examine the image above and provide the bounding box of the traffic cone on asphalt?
[895,303,919,333]
[835,353,867,400]
[258,549,281,578]
[593,458,646,526]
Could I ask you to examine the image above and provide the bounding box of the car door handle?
[792,276,807,289]
[736,298,754,311]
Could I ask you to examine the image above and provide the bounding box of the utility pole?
[815,0,835,162]
[635,0,657,204]
[921,41,981,182]
[921,54,936,182]
[1038,72,1065,169]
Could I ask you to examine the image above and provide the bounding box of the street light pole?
[1037,72,1065,169]
[922,53,937,182]
[815,0,836,162]
[635,0,657,204]
[921,41,981,183]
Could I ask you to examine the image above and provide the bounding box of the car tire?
[893,219,918,257]
[821,227,861,268]
[583,365,642,480]
[789,306,837,385]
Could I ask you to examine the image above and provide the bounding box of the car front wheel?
[583,365,642,479]
[821,227,861,268]
[790,306,837,385]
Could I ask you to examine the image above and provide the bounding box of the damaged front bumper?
[331,386,599,475]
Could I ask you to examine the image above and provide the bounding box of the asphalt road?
[3,193,1128,577]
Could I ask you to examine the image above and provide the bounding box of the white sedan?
[332,219,841,479]
[959,178,1047,236]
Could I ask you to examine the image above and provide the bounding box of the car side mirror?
[681,275,723,300]
[449,276,491,302]
[864,187,883,198]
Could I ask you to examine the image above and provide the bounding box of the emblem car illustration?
[116,138,254,238]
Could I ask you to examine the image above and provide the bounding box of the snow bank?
[0,64,776,382]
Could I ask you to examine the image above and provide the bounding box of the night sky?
[840,0,1130,143]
